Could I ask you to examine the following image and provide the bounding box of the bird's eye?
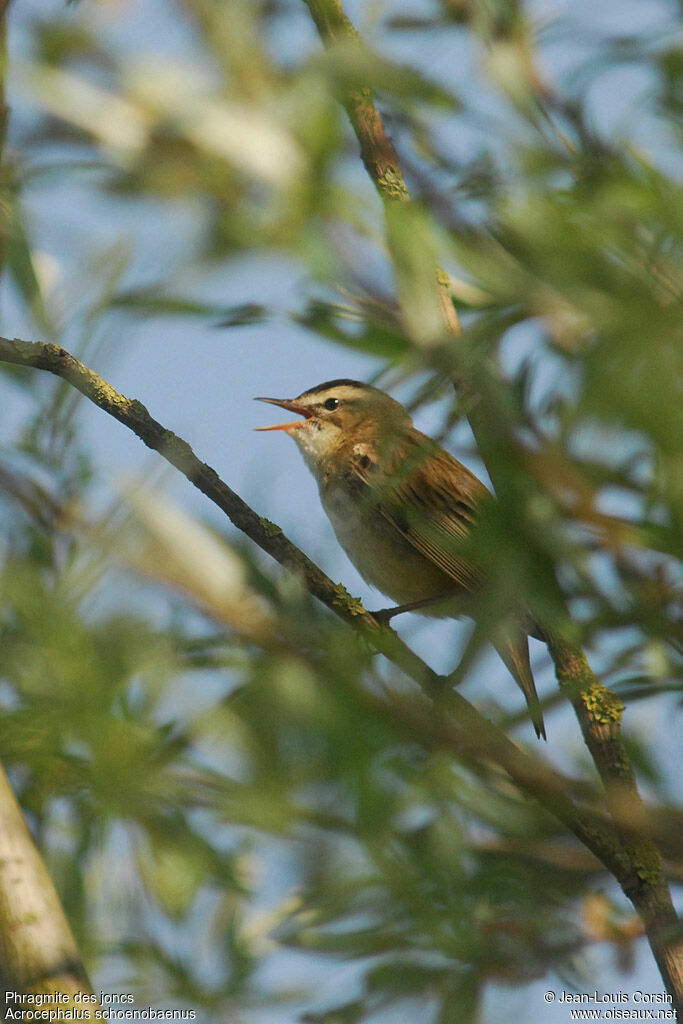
[323,397,339,411]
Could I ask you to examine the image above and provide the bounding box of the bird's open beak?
[254,396,313,432]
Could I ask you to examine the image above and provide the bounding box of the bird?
[256,379,546,739]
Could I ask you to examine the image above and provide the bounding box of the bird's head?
[255,379,410,474]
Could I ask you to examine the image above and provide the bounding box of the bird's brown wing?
[348,433,489,592]
[345,434,547,739]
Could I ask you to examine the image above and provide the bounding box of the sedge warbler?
[256,379,546,739]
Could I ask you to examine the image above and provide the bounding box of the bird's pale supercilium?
[256,380,546,739]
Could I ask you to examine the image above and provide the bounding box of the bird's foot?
[371,596,449,625]
[371,606,402,626]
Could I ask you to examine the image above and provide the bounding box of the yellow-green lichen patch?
[332,583,366,617]
[379,165,410,202]
[260,518,283,539]
[582,681,624,724]
[630,843,666,888]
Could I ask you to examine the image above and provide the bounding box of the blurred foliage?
[0,0,681,1021]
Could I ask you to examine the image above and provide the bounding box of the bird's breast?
[320,477,456,606]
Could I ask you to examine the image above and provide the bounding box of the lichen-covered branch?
[548,636,683,1004]
[0,336,438,691]
[301,0,462,341]
[302,0,410,202]
[0,334,638,889]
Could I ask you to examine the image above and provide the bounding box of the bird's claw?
[371,596,451,625]
[371,606,400,626]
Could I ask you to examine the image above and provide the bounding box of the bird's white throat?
[290,420,342,480]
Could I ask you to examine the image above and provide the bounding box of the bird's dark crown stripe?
[298,379,366,398]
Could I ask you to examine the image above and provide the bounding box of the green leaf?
[111,287,269,325]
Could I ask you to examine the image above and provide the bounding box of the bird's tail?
[494,632,547,740]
